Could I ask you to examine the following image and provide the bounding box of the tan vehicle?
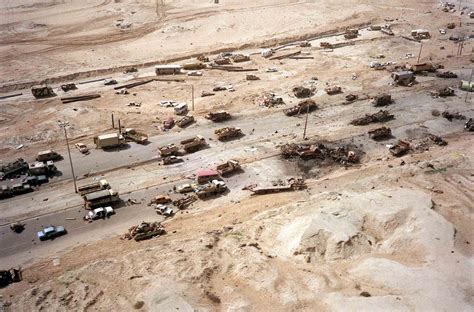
[180,135,206,153]
[36,150,61,162]
[216,160,241,175]
[93,133,126,149]
[205,111,231,122]
[159,144,179,157]
[177,115,195,128]
[215,127,243,141]
[149,195,172,205]
[78,179,110,196]
[122,128,148,144]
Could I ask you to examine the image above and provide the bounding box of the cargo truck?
[159,144,179,157]
[180,135,206,153]
[194,180,227,199]
[78,179,110,196]
[93,133,126,149]
[122,128,148,144]
[216,160,241,175]
[83,189,119,209]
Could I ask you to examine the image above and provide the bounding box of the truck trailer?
[78,179,111,196]
[83,189,119,209]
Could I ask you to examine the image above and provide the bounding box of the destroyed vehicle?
[173,195,197,209]
[257,93,284,107]
[10,222,25,233]
[176,183,196,193]
[205,111,231,122]
[123,128,148,144]
[231,54,250,62]
[182,62,206,70]
[29,161,57,176]
[246,74,260,81]
[78,179,110,196]
[187,70,202,77]
[23,175,49,186]
[194,180,228,199]
[83,189,119,209]
[215,127,243,141]
[150,195,172,205]
[159,144,179,157]
[293,86,314,98]
[36,150,61,162]
[345,94,358,103]
[411,29,431,40]
[320,42,334,49]
[391,71,415,86]
[251,178,307,195]
[122,221,166,241]
[75,142,89,154]
[216,160,241,175]
[325,85,342,95]
[410,63,435,73]
[0,185,12,199]
[0,269,22,288]
[37,225,67,241]
[60,83,77,92]
[0,158,29,180]
[11,183,33,196]
[389,140,410,157]
[177,115,195,128]
[368,126,392,140]
[350,110,395,126]
[104,79,118,85]
[284,99,318,116]
[432,87,455,97]
[465,119,474,131]
[163,117,175,130]
[31,86,56,98]
[372,93,393,107]
[442,111,466,121]
[381,25,394,36]
[436,71,457,78]
[181,135,206,153]
[344,29,358,39]
[155,65,181,75]
[84,206,114,221]
[124,67,138,73]
[300,41,311,47]
[163,156,183,165]
[155,204,174,217]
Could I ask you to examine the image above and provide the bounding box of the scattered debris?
[350,110,395,125]
[121,222,166,241]
[173,195,198,209]
[115,89,129,95]
[284,99,318,116]
[368,126,392,140]
[442,111,466,121]
[415,134,447,151]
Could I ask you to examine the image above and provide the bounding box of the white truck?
[93,133,126,149]
[194,180,227,199]
[84,206,114,222]
[78,179,110,196]
[174,102,188,115]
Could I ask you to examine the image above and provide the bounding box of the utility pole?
[303,105,310,139]
[191,85,195,111]
[58,121,77,193]
[465,69,473,103]
[417,42,423,63]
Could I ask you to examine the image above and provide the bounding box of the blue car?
[37,226,67,241]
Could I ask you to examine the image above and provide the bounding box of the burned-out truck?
[216,160,241,175]
[83,189,119,209]
[122,128,148,144]
[180,135,206,153]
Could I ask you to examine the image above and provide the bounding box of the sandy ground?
[0,0,473,311]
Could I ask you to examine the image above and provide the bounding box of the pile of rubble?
[350,110,395,126]
[284,99,318,116]
[256,93,284,107]
[281,142,358,164]
[415,134,448,151]
[121,222,166,241]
